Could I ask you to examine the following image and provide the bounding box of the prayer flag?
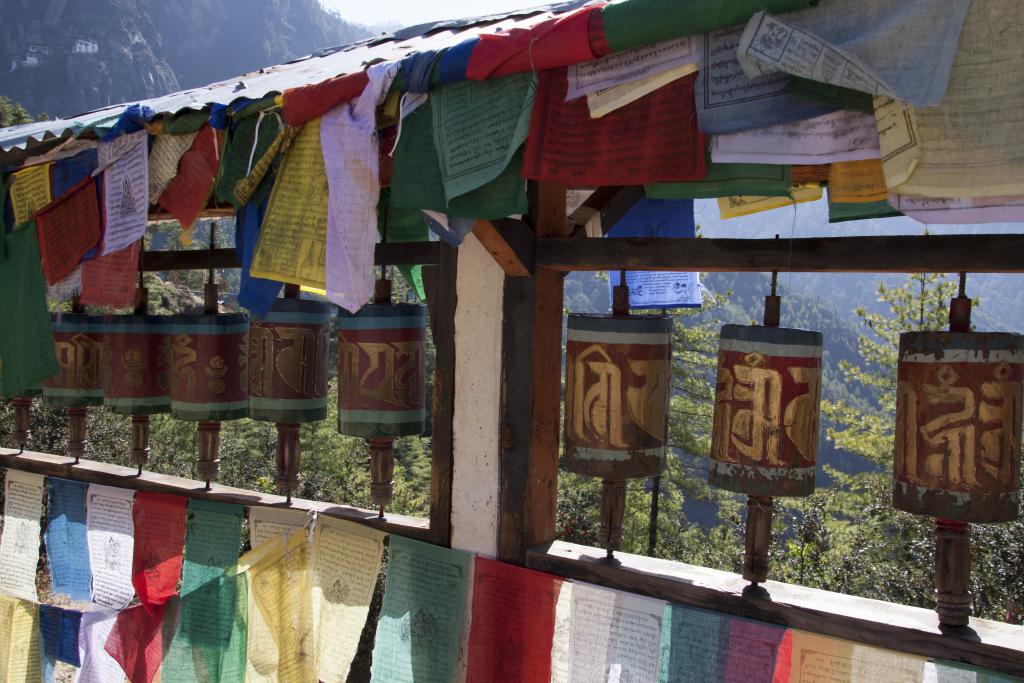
[77,608,127,683]
[99,131,149,255]
[718,183,822,219]
[149,132,197,203]
[216,110,282,207]
[52,150,98,199]
[158,125,222,229]
[86,484,136,609]
[0,595,41,683]
[181,498,244,595]
[780,630,925,682]
[646,163,792,200]
[33,176,101,285]
[282,71,369,127]
[0,470,45,600]
[235,199,282,319]
[247,506,309,548]
[44,478,92,602]
[163,573,248,683]
[105,601,172,683]
[8,163,52,225]
[79,239,140,308]
[132,491,188,609]
[39,605,82,682]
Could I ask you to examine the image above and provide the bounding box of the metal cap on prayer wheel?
[102,315,173,416]
[893,331,1022,523]
[336,304,427,438]
[168,313,249,421]
[564,314,672,479]
[42,314,107,408]
[248,299,332,423]
[709,324,823,498]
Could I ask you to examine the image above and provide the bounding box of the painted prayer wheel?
[709,324,823,498]
[893,331,1022,524]
[43,314,107,408]
[168,313,249,422]
[102,315,173,416]
[336,304,427,438]
[248,299,332,423]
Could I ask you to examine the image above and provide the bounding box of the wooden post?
[11,397,32,452]
[196,223,221,488]
[429,243,458,547]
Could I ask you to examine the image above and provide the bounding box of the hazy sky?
[320,0,540,28]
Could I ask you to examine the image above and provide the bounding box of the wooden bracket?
[472,218,536,277]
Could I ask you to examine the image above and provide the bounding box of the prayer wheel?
[564,310,672,555]
[709,276,823,588]
[102,312,173,473]
[43,313,107,463]
[169,312,249,485]
[337,285,427,517]
[248,296,332,500]
[893,281,1022,627]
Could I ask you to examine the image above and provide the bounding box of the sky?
[319,0,542,28]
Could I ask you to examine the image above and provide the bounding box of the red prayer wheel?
[168,313,249,422]
[102,315,173,416]
[894,331,1022,523]
[564,313,672,552]
[709,324,823,498]
[43,313,107,462]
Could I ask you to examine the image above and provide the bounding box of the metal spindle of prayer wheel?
[248,284,332,503]
[337,271,427,519]
[0,378,39,453]
[564,273,672,560]
[169,224,249,488]
[102,255,173,475]
[43,301,106,464]
[893,273,1022,628]
[709,273,823,592]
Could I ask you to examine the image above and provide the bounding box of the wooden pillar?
[428,243,458,547]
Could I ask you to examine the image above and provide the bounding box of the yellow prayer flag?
[828,159,888,203]
[0,596,41,683]
[717,183,822,219]
[587,62,699,119]
[9,163,52,225]
[250,119,328,289]
[784,630,925,683]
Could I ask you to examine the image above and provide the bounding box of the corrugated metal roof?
[0,1,591,158]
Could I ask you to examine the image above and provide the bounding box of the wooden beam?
[537,234,1024,273]
[567,186,644,238]
[0,449,431,542]
[528,541,1024,677]
[140,242,440,272]
[429,243,458,547]
[527,182,569,548]
[472,219,535,277]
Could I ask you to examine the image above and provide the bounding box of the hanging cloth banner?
[322,61,398,313]
[587,62,698,119]
[44,478,92,602]
[718,183,823,219]
[39,605,82,682]
[86,484,136,609]
[785,77,875,114]
[606,198,701,309]
[389,100,528,220]
[157,124,222,230]
[565,582,666,683]
[148,131,197,204]
[694,26,836,135]
[523,70,706,186]
[215,110,282,208]
[310,515,385,683]
[235,199,282,319]
[432,72,535,202]
[600,0,813,53]
[0,226,59,398]
[248,506,309,548]
[282,70,369,127]
[646,162,792,200]
[180,499,244,643]
[163,573,248,683]
[79,239,140,308]
[710,110,880,166]
[52,149,98,200]
[76,608,125,683]
[781,630,926,682]
[0,595,41,683]
[827,159,901,222]
[875,0,1024,199]
[0,470,46,600]
[33,176,102,285]
[382,201,429,298]
[736,1,971,108]
[105,600,174,683]
[233,124,299,208]
[131,491,188,609]
[567,35,700,102]
[889,194,1024,225]
[466,557,562,683]
[370,536,471,683]
[251,118,329,289]
[466,5,603,81]
[659,603,788,682]
[8,162,52,226]
[98,130,149,255]
[241,529,314,681]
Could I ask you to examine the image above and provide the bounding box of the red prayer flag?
[466,557,562,683]
[33,177,101,285]
[105,601,173,683]
[131,491,188,609]
[466,5,605,81]
[157,125,221,230]
[282,70,369,127]
[522,70,707,186]
[79,240,140,308]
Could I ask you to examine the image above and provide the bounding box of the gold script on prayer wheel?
[564,314,672,479]
[709,325,823,498]
[893,331,1023,523]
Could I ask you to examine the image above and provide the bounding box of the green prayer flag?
[163,574,248,683]
[646,162,792,199]
[786,77,875,114]
[380,190,429,301]
[390,100,527,219]
[162,110,211,136]
[828,199,901,223]
[0,225,58,397]
[215,110,283,208]
[370,536,471,683]
[601,0,815,53]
